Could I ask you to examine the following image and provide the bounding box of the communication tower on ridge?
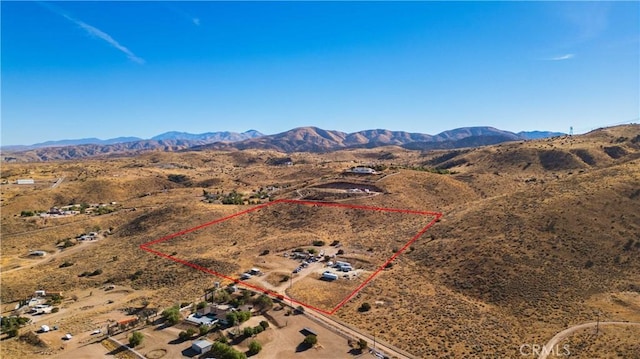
[569,126,573,136]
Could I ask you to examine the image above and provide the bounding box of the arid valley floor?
[2,125,640,358]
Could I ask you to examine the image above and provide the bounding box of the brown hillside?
[1,124,639,358]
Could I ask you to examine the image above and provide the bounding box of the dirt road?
[538,321,640,359]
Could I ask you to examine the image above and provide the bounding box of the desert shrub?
[358,302,371,312]
[20,210,35,217]
[197,301,207,309]
[167,174,190,184]
[248,340,262,356]
[337,249,344,255]
[312,240,325,247]
[295,305,305,314]
[59,261,73,268]
[243,326,254,337]
[129,270,144,280]
[129,331,143,347]
[91,269,103,276]
[260,249,270,256]
[259,320,269,330]
[51,307,60,313]
[330,240,340,246]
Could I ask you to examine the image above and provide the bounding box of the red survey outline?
[140,199,442,315]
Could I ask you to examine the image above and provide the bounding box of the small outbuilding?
[322,271,338,281]
[192,339,213,354]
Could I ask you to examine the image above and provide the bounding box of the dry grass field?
[2,125,639,358]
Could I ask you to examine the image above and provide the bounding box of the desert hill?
[1,125,638,358]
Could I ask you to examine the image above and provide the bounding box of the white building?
[16,179,35,185]
[191,339,213,354]
[350,167,376,174]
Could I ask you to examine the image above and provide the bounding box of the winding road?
[538,321,640,359]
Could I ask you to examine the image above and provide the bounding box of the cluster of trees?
[210,341,247,359]
[179,324,212,341]
[0,316,30,337]
[226,310,251,326]
[221,191,244,205]
[242,320,269,338]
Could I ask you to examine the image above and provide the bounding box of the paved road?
[539,321,640,359]
[302,307,415,359]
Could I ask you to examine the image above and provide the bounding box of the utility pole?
[374,331,376,351]
[595,310,600,336]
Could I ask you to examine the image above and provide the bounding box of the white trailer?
[322,271,338,281]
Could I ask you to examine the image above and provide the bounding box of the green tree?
[210,341,247,359]
[248,340,262,356]
[129,331,144,347]
[199,324,210,336]
[303,334,317,346]
[357,338,368,351]
[226,311,238,326]
[243,326,254,337]
[259,320,269,330]
[162,305,181,325]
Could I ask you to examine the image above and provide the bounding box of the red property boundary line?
[140,199,442,315]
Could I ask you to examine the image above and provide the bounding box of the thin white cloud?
[163,3,201,27]
[38,2,144,64]
[548,54,575,61]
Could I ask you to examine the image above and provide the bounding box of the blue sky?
[2,1,639,146]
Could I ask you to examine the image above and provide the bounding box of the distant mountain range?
[2,130,264,151]
[1,127,565,161]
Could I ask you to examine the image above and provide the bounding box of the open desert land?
[2,125,640,358]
